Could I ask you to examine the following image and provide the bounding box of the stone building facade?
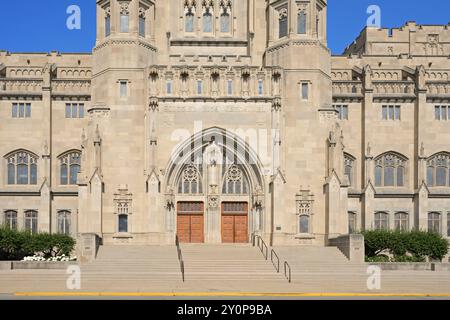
[0,0,449,247]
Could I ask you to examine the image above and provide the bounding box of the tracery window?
[428,212,441,233]
[6,150,38,185]
[222,165,248,194]
[57,210,71,235]
[279,8,288,38]
[119,1,130,33]
[4,210,17,230]
[25,210,38,234]
[220,0,232,33]
[374,152,406,187]
[374,212,389,230]
[297,10,306,34]
[427,153,450,187]
[178,164,203,194]
[344,153,355,187]
[394,212,409,231]
[59,151,81,185]
[184,4,195,33]
[203,10,213,32]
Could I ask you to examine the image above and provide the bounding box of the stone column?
[205,142,221,243]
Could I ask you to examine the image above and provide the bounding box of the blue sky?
[0,0,448,54]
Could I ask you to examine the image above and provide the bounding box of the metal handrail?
[175,235,185,282]
[284,261,291,283]
[270,249,280,273]
[257,236,268,260]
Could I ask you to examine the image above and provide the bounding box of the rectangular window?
[279,16,288,38]
[382,106,388,120]
[435,106,441,120]
[12,103,31,118]
[105,16,111,37]
[12,103,18,118]
[395,106,401,120]
[65,103,85,119]
[382,105,401,121]
[139,16,145,37]
[334,105,349,120]
[197,80,203,95]
[258,80,263,96]
[71,104,78,118]
[120,81,128,98]
[25,103,31,118]
[447,213,450,237]
[435,105,449,121]
[120,14,129,33]
[227,80,233,95]
[301,83,309,100]
[166,81,173,94]
[79,104,85,118]
[19,103,25,118]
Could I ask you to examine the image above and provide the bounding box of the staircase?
[78,245,182,291]
[274,246,369,291]
[181,244,283,282]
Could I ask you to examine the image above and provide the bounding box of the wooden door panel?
[190,215,204,243]
[221,202,249,243]
[177,202,204,243]
[234,215,248,243]
[177,215,191,243]
[221,215,234,243]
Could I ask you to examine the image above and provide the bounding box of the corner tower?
[264,1,346,245]
[78,0,159,243]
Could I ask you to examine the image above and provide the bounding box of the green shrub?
[365,255,389,262]
[393,255,425,263]
[362,229,391,256]
[362,229,449,262]
[0,226,75,261]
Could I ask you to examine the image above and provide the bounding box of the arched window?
[59,151,81,185]
[203,8,213,33]
[222,165,248,194]
[374,212,389,230]
[279,8,288,38]
[57,210,71,235]
[220,9,230,33]
[348,212,357,233]
[447,213,450,237]
[119,3,129,33]
[6,150,38,185]
[426,153,450,187]
[374,152,407,187]
[297,11,306,34]
[299,215,309,233]
[185,7,195,32]
[178,164,203,194]
[4,210,17,230]
[24,210,38,234]
[105,7,111,37]
[344,153,355,187]
[428,212,441,233]
[139,8,146,37]
[394,212,409,231]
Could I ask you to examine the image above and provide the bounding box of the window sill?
[294,233,315,240]
[113,233,133,239]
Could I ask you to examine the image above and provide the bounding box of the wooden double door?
[177,202,204,243]
[221,202,249,243]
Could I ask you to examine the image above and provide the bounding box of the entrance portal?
[177,202,204,243]
[221,202,248,243]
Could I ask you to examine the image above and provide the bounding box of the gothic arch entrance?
[164,127,265,244]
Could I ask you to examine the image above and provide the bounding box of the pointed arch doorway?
[165,127,265,244]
